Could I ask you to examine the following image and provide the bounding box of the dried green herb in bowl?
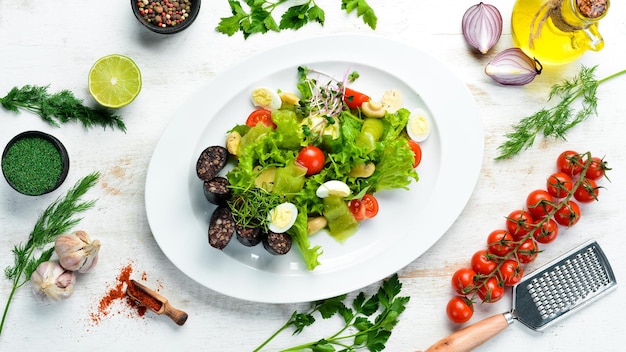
[2,131,70,196]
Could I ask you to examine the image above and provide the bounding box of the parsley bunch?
[217,0,377,39]
[253,274,409,352]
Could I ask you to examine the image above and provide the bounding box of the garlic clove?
[31,261,76,302]
[55,230,101,272]
[462,2,503,54]
[485,48,543,86]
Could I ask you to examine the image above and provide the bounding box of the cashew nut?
[361,100,385,118]
[307,216,328,235]
[279,91,300,105]
[226,131,241,156]
[348,162,376,178]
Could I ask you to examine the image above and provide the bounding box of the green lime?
[88,54,142,108]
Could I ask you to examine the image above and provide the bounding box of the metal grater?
[511,239,617,331]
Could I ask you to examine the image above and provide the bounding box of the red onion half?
[485,48,543,86]
[462,2,502,54]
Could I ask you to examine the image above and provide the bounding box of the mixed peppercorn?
[137,0,192,28]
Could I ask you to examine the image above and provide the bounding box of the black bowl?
[131,0,201,34]
[2,131,70,196]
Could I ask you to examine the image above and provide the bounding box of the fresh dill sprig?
[1,172,100,336]
[253,273,409,352]
[496,66,626,160]
[0,85,126,132]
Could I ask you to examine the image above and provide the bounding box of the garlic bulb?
[31,261,76,302]
[54,230,101,273]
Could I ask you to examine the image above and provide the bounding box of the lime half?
[88,54,142,108]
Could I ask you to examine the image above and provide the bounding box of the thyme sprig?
[0,85,126,132]
[496,66,626,160]
[1,172,100,337]
[253,273,409,352]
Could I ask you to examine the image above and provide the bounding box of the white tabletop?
[1,1,625,351]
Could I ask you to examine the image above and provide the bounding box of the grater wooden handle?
[422,313,513,352]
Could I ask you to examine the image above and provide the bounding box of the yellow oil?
[511,0,605,65]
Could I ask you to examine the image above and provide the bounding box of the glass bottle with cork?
[511,0,610,65]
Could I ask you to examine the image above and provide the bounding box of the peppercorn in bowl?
[131,0,201,34]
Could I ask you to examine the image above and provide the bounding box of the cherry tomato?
[534,218,559,244]
[348,194,379,221]
[245,108,276,129]
[446,296,474,324]
[546,172,574,199]
[554,200,581,227]
[471,249,499,275]
[487,229,514,257]
[451,267,477,295]
[526,189,555,219]
[556,150,584,176]
[499,260,524,286]
[517,238,539,264]
[343,88,370,109]
[476,277,505,303]
[573,178,599,203]
[585,156,608,180]
[505,209,535,241]
[407,139,422,168]
[296,146,325,176]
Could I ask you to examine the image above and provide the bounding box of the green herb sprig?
[0,85,126,132]
[217,0,377,39]
[496,66,626,160]
[0,172,100,337]
[253,273,409,352]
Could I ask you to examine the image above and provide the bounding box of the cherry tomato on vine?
[407,139,422,168]
[451,267,477,295]
[534,218,559,244]
[487,229,514,257]
[245,108,276,129]
[526,189,555,219]
[471,249,499,275]
[476,277,505,303]
[554,200,581,227]
[505,209,535,240]
[347,194,379,221]
[573,178,599,203]
[446,296,474,324]
[557,150,584,176]
[585,156,608,180]
[296,146,325,176]
[500,260,524,286]
[546,172,574,199]
[517,238,539,264]
[343,88,370,109]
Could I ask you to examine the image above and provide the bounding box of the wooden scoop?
[126,279,188,326]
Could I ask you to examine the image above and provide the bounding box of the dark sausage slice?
[235,223,261,247]
[196,146,228,181]
[208,206,235,250]
[203,176,231,206]
[262,231,292,255]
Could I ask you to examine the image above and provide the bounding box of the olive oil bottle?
[511,0,609,65]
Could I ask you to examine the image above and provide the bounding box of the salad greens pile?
[226,66,419,271]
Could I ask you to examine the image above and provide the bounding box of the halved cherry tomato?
[296,146,325,176]
[573,178,599,203]
[343,88,370,109]
[546,172,574,199]
[534,218,558,244]
[451,267,477,295]
[486,229,514,257]
[505,209,535,240]
[526,189,555,219]
[499,260,524,286]
[556,150,584,176]
[585,156,608,180]
[407,139,422,168]
[517,238,539,264]
[476,276,505,303]
[446,296,474,324]
[348,194,379,221]
[245,108,276,129]
[471,249,499,275]
[554,200,581,226]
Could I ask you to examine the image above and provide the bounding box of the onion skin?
[485,48,543,86]
[462,2,502,54]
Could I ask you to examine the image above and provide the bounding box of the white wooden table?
[1,1,625,351]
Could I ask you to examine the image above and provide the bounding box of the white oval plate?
[145,34,483,303]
